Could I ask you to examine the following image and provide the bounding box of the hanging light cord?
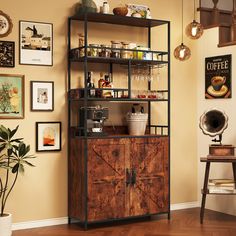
[182,0,183,43]
[194,0,196,21]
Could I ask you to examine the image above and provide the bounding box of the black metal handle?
[126,168,131,186]
[131,169,136,185]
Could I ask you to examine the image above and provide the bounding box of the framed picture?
[36,122,61,152]
[31,81,54,111]
[0,11,13,38]
[0,74,24,119]
[19,20,53,66]
[0,41,15,67]
[205,54,231,99]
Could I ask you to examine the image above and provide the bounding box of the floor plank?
[13,208,236,236]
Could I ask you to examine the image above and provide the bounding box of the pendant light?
[186,0,204,39]
[174,0,191,61]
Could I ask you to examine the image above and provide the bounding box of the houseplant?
[0,125,36,236]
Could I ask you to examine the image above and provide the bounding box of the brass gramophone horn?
[199,108,228,138]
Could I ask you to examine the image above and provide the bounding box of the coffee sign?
[205,54,231,99]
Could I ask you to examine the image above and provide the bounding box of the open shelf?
[70,125,169,139]
[68,88,168,102]
[70,12,169,28]
[70,56,168,66]
[202,189,236,195]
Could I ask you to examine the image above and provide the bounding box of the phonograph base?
[209,144,235,156]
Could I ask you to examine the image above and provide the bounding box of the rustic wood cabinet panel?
[129,137,169,216]
[87,139,129,221]
[69,137,170,222]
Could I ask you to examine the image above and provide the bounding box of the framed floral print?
[31,81,54,111]
[19,20,53,66]
[0,41,15,67]
[0,74,24,119]
[36,122,61,152]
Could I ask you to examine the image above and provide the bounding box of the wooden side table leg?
[200,162,210,224]
[232,163,236,186]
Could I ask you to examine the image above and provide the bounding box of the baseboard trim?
[12,201,200,231]
[171,201,200,211]
[12,217,68,231]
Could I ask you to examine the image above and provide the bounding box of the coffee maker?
[79,105,109,135]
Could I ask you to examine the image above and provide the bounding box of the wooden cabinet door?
[87,138,129,221]
[129,137,169,216]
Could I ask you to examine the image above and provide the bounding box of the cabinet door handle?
[126,168,131,186]
[131,169,136,185]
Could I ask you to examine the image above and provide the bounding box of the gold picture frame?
[0,74,24,119]
[0,11,13,38]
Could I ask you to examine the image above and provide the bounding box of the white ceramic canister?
[102,1,110,14]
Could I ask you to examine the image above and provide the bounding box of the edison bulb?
[174,43,191,61]
[186,20,204,39]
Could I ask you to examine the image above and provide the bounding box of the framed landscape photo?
[0,74,24,119]
[31,81,54,111]
[19,20,53,66]
[36,122,61,152]
[0,41,15,67]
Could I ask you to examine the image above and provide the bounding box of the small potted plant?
[0,125,36,236]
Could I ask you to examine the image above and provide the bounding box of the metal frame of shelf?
[67,12,171,229]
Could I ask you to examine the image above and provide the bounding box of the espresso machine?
[79,105,109,135]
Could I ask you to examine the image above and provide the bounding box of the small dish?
[207,85,228,97]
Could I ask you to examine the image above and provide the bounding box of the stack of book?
[208,179,236,193]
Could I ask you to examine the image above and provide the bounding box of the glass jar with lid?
[78,33,85,57]
[111,41,121,58]
[121,42,130,59]
[100,44,111,58]
[88,44,100,57]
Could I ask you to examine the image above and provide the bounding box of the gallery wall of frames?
[0,10,61,152]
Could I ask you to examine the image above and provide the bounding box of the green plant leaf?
[0,145,5,153]
[0,130,8,140]
[24,160,35,167]
[19,164,24,173]
[18,142,26,157]
[0,138,6,143]
[12,163,19,173]
[9,126,19,139]
[10,138,23,143]
[22,155,36,159]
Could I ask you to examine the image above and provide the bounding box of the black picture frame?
[36,122,61,152]
[0,41,15,67]
[19,20,53,66]
[31,81,54,111]
[205,54,231,99]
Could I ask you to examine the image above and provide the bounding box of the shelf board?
[202,189,236,195]
[70,56,168,66]
[74,134,169,139]
[201,157,236,162]
[70,12,169,28]
[69,98,168,102]
[218,41,236,48]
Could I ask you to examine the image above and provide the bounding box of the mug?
[211,76,226,91]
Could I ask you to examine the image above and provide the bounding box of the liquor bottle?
[87,71,92,97]
[102,74,113,98]
[96,72,105,98]
[98,72,105,88]
[90,79,96,97]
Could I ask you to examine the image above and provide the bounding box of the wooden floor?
[13,208,236,236]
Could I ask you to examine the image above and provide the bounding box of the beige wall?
[1,0,198,223]
[197,28,236,216]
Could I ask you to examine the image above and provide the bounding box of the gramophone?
[199,108,234,156]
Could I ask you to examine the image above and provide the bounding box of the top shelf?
[69,12,169,28]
